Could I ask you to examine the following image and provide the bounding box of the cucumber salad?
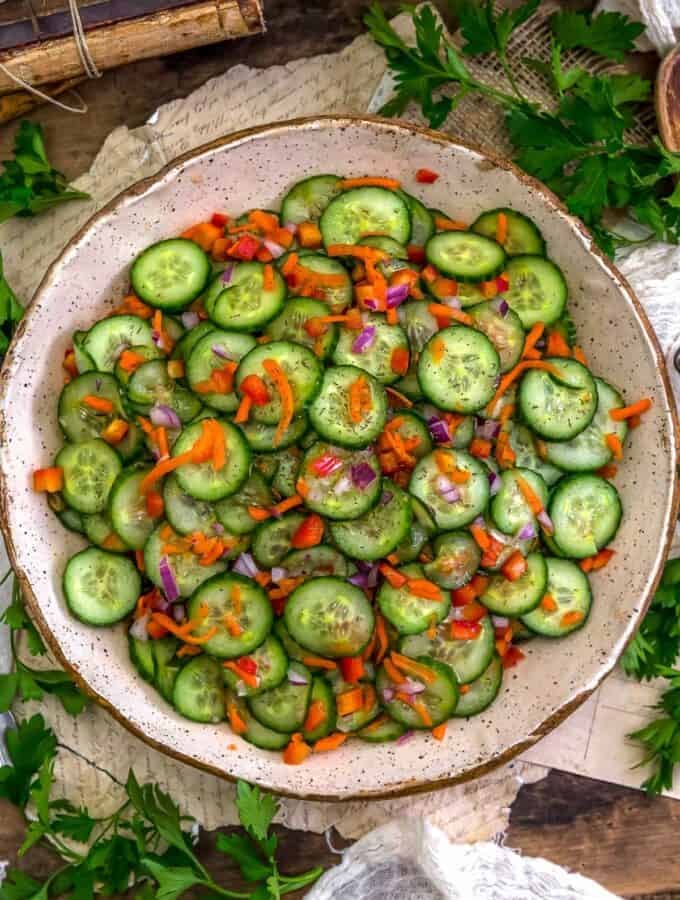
[33,170,652,763]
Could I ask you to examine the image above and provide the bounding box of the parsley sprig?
[0,715,323,899]
[365,3,680,255]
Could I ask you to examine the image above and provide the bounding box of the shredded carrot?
[469,437,492,459]
[118,349,147,373]
[303,700,328,732]
[135,549,145,572]
[348,375,370,423]
[263,263,275,292]
[272,494,304,516]
[498,404,515,425]
[301,655,337,671]
[339,176,400,190]
[560,611,584,628]
[379,562,407,588]
[434,216,467,231]
[375,615,389,664]
[572,346,588,366]
[145,491,164,518]
[155,427,170,460]
[605,433,624,461]
[283,734,311,765]
[313,732,348,752]
[115,294,153,319]
[383,658,406,685]
[541,593,558,612]
[407,578,443,602]
[234,394,252,424]
[83,394,114,414]
[546,330,571,357]
[177,644,202,658]
[431,723,447,741]
[412,700,433,727]
[224,660,258,689]
[362,684,376,713]
[262,358,294,446]
[210,420,226,471]
[390,651,436,684]
[337,687,364,717]
[609,398,652,421]
[281,252,299,276]
[481,280,497,299]
[227,701,248,735]
[470,523,491,551]
[522,322,545,359]
[386,386,413,408]
[487,359,563,412]
[427,303,473,327]
[495,211,508,245]
[597,463,618,479]
[149,613,217,644]
[515,474,543,515]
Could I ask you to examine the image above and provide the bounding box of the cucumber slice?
[503,256,567,328]
[332,678,380,733]
[358,235,408,259]
[398,191,434,247]
[320,186,410,247]
[185,330,256,413]
[252,454,280,482]
[58,373,125,443]
[280,545,349,578]
[83,315,155,372]
[144,522,226,597]
[128,360,202,423]
[472,208,546,256]
[208,262,286,332]
[544,378,628,472]
[394,300,439,401]
[163,473,217,535]
[129,634,155,683]
[272,448,302,498]
[400,614,495,684]
[468,301,525,373]
[423,530,481,589]
[409,449,490,530]
[109,467,156,549]
[237,415,308,453]
[73,331,96,374]
[479,552,547,616]
[506,422,563,486]
[152,636,180,702]
[83,513,127,551]
[309,365,387,448]
[172,419,250,501]
[64,547,140,626]
[273,619,314,666]
[332,315,409,385]
[284,577,374,658]
[223,635,288,697]
[228,694,289,751]
[377,657,458,728]
[299,442,382,520]
[452,654,503,717]
[490,467,549,536]
[265,297,338,359]
[392,519,429,564]
[388,411,432,459]
[425,232,506,282]
[56,439,122,514]
[329,482,412,561]
[302,676,337,742]
[286,254,353,314]
[187,573,273,658]
[236,341,323,427]
[521,557,592,637]
[47,493,85,534]
[131,238,211,310]
[280,174,342,224]
[377,563,451,635]
[357,713,406,742]
[418,326,500,413]
[549,474,622,558]
[247,662,312,733]
[114,344,161,386]
[518,357,597,442]
[214,472,273,535]
[252,512,307,568]
[174,321,216,361]
[172,657,225,723]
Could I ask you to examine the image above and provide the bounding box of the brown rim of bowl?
[1,115,678,802]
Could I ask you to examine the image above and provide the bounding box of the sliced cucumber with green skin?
[83,513,126,550]
[521,557,592,637]
[394,300,439,401]
[237,415,308,453]
[109,467,156,550]
[131,238,211,310]
[280,545,349,579]
[83,315,155,372]
[280,174,342,224]
[332,315,409,385]
[544,379,628,472]
[185,330,256,413]
[272,448,301,498]
[425,232,506,282]
[174,320,215,361]
[265,297,338,359]
[299,443,382,520]
[115,421,146,465]
[456,283,489,308]
[358,235,408,259]
[392,518,429,563]
[47,493,85,534]
[188,573,273,658]
[389,411,432,459]
[418,326,500,413]
[400,614,495,684]
[518,357,597,442]
[549,474,622,558]
[129,634,155,683]
[468,301,525,373]
[287,254,353,314]
[236,341,323,427]
[57,439,122,514]
[409,449,490,530]
[252,512,307,568]
[228,694,289,751]
[333,679,380,733]
[173,657,225,723]
[309,365,387,448]
[64,547,140,626]
[128,360,202,423]
[172,419,250,501]
[214,472,273,535]
[472,208,546,257]
[411,495,438,536]
[273,619,314,665]
[163,473,217,535]
[302,676,337,742]
[377,563,451,635]
[223,635,288,697]
[479,552,547,616]
[506,422,563,486]
[490,468,549,536]
[114,344,161,386]
[208,262,286,332]
[398,191,434,247]
[320,186,410,247]
[329,482,412,561]
[58,372,125,443]
[452,654,503,717]
[357,714,407,742]
[284,577,374,658]
[503,256,567,328]
[377,656,458,728]
[151,636,180,702]
[423,530,481,589]
[73,331,96,373]
[144,522,226,596]
[248,662,312,733]
[252,454,279,482]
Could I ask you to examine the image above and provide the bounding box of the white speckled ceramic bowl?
[1,117,677,800]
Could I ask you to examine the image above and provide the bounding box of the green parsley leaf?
[216,833,272,882]
[0,868,45,900]
[141,861,201,900]
[453,0,539,57]
[523,41,585,97]
[49,800,98,844]
[0,715,57,807]
[622,563,680,679]
[126,771,194,861]
[551,9,645,62]
[236,781,277,847]
[2,578,44,655]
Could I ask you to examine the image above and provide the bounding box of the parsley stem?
[499,52,527,103]
[197,877,251,898]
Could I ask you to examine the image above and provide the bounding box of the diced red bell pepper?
[502,646,525,669]
[240,374,270,406]
[228,234,261,260]
[450,621,481,640]
[496,275,510,293]
[211,212,229,228]
[416,168,439,184]
[501,550,528,582]
[236,655,258,674]
[339,656,365,683]
[407,245,426,264]
[452,584,477,607]
[291,514,325,549]
[33,467,64,493]
[461,601,487,622]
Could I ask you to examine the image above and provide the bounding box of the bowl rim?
[1,114,678,802]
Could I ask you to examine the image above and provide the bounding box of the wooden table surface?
[0,2,677,897]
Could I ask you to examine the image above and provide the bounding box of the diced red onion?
[283,222,297,234]
[493,298,509,317]
[159,556,180,603]
[181,311,199,329]
[288,667,310,686]
[492,615,510,629]
[475,417,501,440]
[473,515,486,528]
[452,607,467,621]
[271,566,288,583]
[363,298,379,310]
[95,376,103,391]
[436,475,460,504]
[381,687,395,702]
[129,614,150,641]
[488,471,501,495]
[366,564,379,588]
[517,521,537,541]
[221,264,234,284]
[334,475,353,495]
[351,464,377,489]
[349,572,369,588]
[172,603,186,623]
[396,730,415,745]
[380,491,393,506]
[212,522,225,534]
[428,416,451,444]
[400,678,426,695]
[537,509,554,535]
[233,552,260,578]
[351,325,376,353]
[386,283,410,308]
[263,238,286,259]
[150,404,182,431]
[151,331,163,348]
[441,295,461,309]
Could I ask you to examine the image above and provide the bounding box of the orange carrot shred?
[609,398,652,421]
